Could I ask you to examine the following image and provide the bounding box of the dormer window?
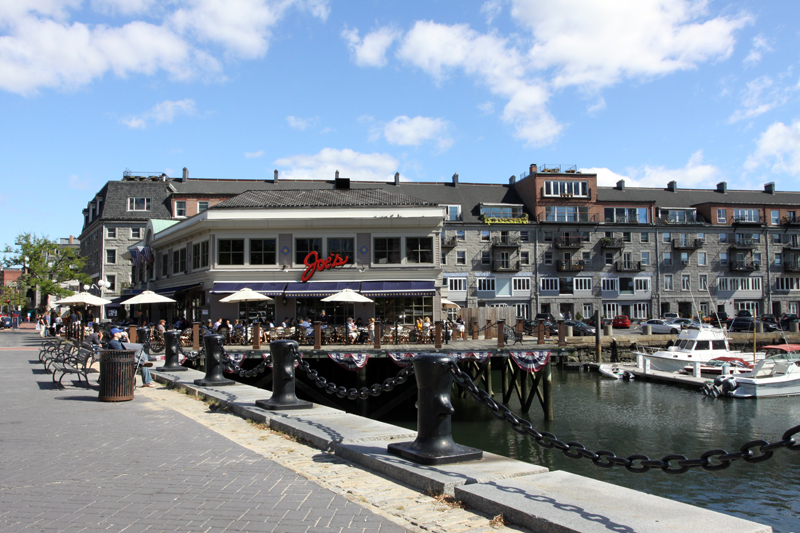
[544,180,588,198]
[480,204,524,219]
[127,197,151,211]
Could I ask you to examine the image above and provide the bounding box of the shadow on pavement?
[55,395,99,402]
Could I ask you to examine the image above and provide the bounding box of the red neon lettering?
[301,251,349,282]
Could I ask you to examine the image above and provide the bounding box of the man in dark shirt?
[107,328,125,350]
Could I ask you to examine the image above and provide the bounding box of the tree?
[2,233,91,308]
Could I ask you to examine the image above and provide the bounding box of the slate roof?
[597,186,800,207]
[95,180,173,221]
[212,188,437,209]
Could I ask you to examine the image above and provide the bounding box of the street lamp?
[84,279,108,324]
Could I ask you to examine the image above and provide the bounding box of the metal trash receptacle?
[98,350,136,402]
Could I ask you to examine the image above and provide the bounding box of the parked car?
[779,313,800,331]
[709,312,728,327]
[612,315,631,328]
[668,318,702,329]
[729,317,778,332]
[736,310,753,318]
[662,312,679,321]
[534,312,556,323]
[760,314,778,327]
[523,319,559,336]
[642,319,681,335]
[0,316,9,329]
[563,320,596,336]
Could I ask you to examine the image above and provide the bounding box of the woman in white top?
[347,317,358,344]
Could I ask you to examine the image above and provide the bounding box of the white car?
[642,319,681,335]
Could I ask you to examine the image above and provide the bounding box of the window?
[754,252,762,265]
[218,239,245,265]
[635,278,650,292]
[662,232,670,243]
[776,277,800,291]
[698,252,707,266]
[602,278,618,292]
[541,278,559,291]
[772,234,782,244]
[544,206,589,222]
[544,252,553,265]
[682,275,691,290]
[663,252,672,266]
[559,277,574,294]
[623,232,631,242]
[481,251,491,264]
[131,228,141,239]
[106,249,116,264]
[512,278,531,292]
[543,231,553,242]
[662,209,696,223]
[543,180,589,197]
[513,303,530,320]
[295,238,322,264]
[521,251,530,265]
[441,251,447,265]
[604,207,644,223]
[520,231,530,243]
[127,197,151,211]
[161,254,169,277]
[604,252,613,265]
[664,275,673,291]
[480,204,524,218]
[582,251,591,262]
[198,201,209,213]
[193,241,209,269]
[734,209,759,223]
[681,252,689,265]
[455,230,465,241]
[634,303,649,320]
[443,205,462,221]
[456,251,466,265]
[574,277,592,291]
[175,201,186,217]
[699,275,708,290]
[775,252,782,265]
[374,237,401,264]
[717,209,727,223]
[641,232,649,243]
[641,252,650,266]
[173,248,186,274]
[251,239,277,265]
[105,274,116,292]
[697,233,705,242]
[448,278,467,291]
[477,231,489,242]
[477,278,495,292]
[106,227,116,238]
[328,238,355,264]
[720,252,728,266]
[719,277,762,292]
[771,210,780,225]
[619,277,634,294]
[719,233,727,243]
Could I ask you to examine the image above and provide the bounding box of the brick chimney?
[452,172,459,187]
[765,182,776,194]
[716,181,727,193]
[181,167,189,182]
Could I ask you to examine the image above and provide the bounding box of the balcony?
[616,261,644,272]
[491,236,521,248]
[730,260,760,272]
[441,236,458,248]
[729,239,757,249]
[604,216,640,224]
[672,238,703,250]
[600,237,624,249]
[784,262,800,273]
[538,213,598,224]
[781,215,800,226]
[784,241,800,251]
[493,260,521,272]
[556,260,585,272]
[732,214,765,226]
[554,236,583,249]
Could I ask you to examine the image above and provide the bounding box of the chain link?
[217,349,272,378]
[448,360,800,474]
[290,345,414,400]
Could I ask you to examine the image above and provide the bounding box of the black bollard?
[136,326,151,354]
[193,334,235,387]
[160,330,187,371]
[388,353,483,465]
[255,340,312,410]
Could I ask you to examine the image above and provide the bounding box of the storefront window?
[250,238,276,265]
[239,300,276,323]
[406,237,433,264]
[327,237,354,264]
[374,237,401,264]
[218,239,244,265]
[374,297,433,325]
[295,238,322,264]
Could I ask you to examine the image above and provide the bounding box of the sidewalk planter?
[98,350,136,402]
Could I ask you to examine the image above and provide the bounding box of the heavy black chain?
[448,361,800,474]
[291,346,414,400]
[176,342,202,361]
[218,351,272,378]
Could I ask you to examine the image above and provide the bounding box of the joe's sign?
[301,251,349,282]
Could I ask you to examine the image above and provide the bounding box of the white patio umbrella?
[122,290,176,305]
[321,288,374,303]
[441,298,460,309]
[54,292,113,306]
[219,287,273,303]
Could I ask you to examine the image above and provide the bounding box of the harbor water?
[390,366,800,532]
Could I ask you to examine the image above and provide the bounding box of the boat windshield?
[712,340,727,350]
[678,340,695,350]
[695,341,710,350]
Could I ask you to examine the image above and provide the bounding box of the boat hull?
[726,376,800,398]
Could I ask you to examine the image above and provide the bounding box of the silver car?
[642,319,681,334]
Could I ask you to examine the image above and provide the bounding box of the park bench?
[40,340,79,372]
[50,347,96,389]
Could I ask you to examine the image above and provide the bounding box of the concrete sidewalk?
[0,331,525,533]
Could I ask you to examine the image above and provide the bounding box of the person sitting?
[212,317,222,331]
[86,329,104,346]
[155,319,166,334]
[346,317,358,344]
[367,317,376,343]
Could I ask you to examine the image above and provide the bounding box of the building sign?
[301,251,349,282]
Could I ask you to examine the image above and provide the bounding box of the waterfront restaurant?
[126,183,446,328]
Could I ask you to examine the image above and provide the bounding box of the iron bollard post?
[388,353,483,465]
[374,321,381,349]
[194,334,235,387]
[160,330,187,371]
[496,319,505,349]
[136,327,151,355]
[255,340,312,410]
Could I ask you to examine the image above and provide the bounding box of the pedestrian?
[456,315,466,340]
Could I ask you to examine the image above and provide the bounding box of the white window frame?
[601,278,618,292]
[448,277,467,292]
[198,201,209,212]
[681,274,691,291]
[635,278,650,293]
[541,278,559,291]
[175,201,187,217]
[641,252,650,266]
[699,274,708,290]
[131,228,141,239]
[543,180,589,198]
[698,252,707,266]
[443,205,462,221]
[456,251,466,265]
[664,274,673,291]
[127,197,151,211]
[477,278,496,292]
[717,209,727,223]
[512,277,531,292]
[106,249,116,264]
[106,227,116,238]
[105,274,116,292]
[574,277,592,292]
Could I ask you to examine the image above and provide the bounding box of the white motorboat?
[635,325,762,373]
[708,344,800,398]
[598,364,634,380]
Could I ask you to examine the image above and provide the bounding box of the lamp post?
[84,279,108,324]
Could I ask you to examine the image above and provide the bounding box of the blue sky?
[1,0,800,251]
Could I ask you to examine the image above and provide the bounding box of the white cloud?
[341,26,401,67]
[728,75,793,123]
[275,148,399,181]
[0,1,327,95]
[383,115,452,150]
[477,101,494,114]
[68,174,90,190]
[121,98,196,129]
[286,115,316,130]
[745,121,800,176]
[583,151,721,189]
[512,0,751,89]
[480,0,504,25]
[244,150,264,158]
[586,97,606,114]
[743,34,771,66]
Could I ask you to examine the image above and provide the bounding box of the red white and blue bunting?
[509,351,551,373]
[453,351,491,363]
[387,352,415,368]
[328,352,370,371]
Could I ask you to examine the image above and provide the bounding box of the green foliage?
[3,233,91,302]
[575,312,583,322]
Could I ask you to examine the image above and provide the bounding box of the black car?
[779,314,800,331]
[729,317,778,332]
[523,319,559,336]
[736,310,753,318]
[533,313,556,323]
[564,320,596,336]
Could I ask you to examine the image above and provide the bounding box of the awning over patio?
[211,282,286,296]
[284,282,360,298]
[360,281,435,297]
[154,283,203,296]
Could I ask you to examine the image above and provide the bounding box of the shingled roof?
[597,186,800,207]
[212,188,437,209]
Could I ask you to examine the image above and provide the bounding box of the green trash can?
[98,350,136,402]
